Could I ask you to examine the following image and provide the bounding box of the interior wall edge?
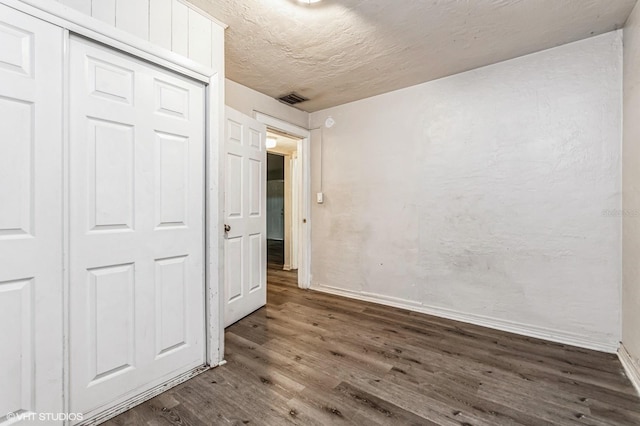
[311,283,621,354]
[619,344,640,397]
[622,0,640,391]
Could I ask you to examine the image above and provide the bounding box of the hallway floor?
[267,239,285,267]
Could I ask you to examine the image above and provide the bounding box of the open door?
[224,108,267,327]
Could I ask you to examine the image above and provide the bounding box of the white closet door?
[69,36,206,418]
[224,107,267,327]
[0,4,64,424]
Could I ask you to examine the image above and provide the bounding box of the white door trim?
[254,112,312,289]
[619,344,640,397]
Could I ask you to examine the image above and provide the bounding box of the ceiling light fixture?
[297,0,322,4]
[266,137,277,149]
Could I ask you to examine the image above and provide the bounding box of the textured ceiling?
[189,0,637,112]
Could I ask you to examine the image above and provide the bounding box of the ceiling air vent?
[277,92,309,106]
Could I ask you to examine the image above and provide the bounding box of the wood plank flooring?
[267,239,285,266]
[106,267,640,425]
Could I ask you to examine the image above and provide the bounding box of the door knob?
[224,224,231,232]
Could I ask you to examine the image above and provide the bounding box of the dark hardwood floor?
[267,239,285,267]
[106,267,640,425]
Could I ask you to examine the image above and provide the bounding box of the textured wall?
[623,2,640,368]
[309,32,623,352]
[225,79,309,129]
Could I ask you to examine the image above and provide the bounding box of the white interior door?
[224,107,267,327]
[0,5,64,423]
[69,36,206,419]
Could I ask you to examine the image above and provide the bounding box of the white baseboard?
[619,344,640,397]
[312,283,619,354]
[78,364,212,425]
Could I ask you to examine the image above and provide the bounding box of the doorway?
[266,130,302,274]
[255,113,312,289]
[223,108,311,330]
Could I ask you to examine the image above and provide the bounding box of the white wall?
[309,31,623,352]
[55,0,225,71]
[226,79,309,129]
[623,1,640,380]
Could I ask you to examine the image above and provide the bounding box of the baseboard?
[312,283,620,354]
[619,344,640,397]
[78,364,212,425]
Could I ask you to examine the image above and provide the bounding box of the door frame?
[255,112,312,289]
[1,0,225,420]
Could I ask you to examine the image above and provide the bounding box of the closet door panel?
[69,36,206,420]
[0,4,64,424]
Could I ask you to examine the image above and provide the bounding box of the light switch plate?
[316,192,324,204]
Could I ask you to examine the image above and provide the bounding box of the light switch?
[316,192,324,204]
